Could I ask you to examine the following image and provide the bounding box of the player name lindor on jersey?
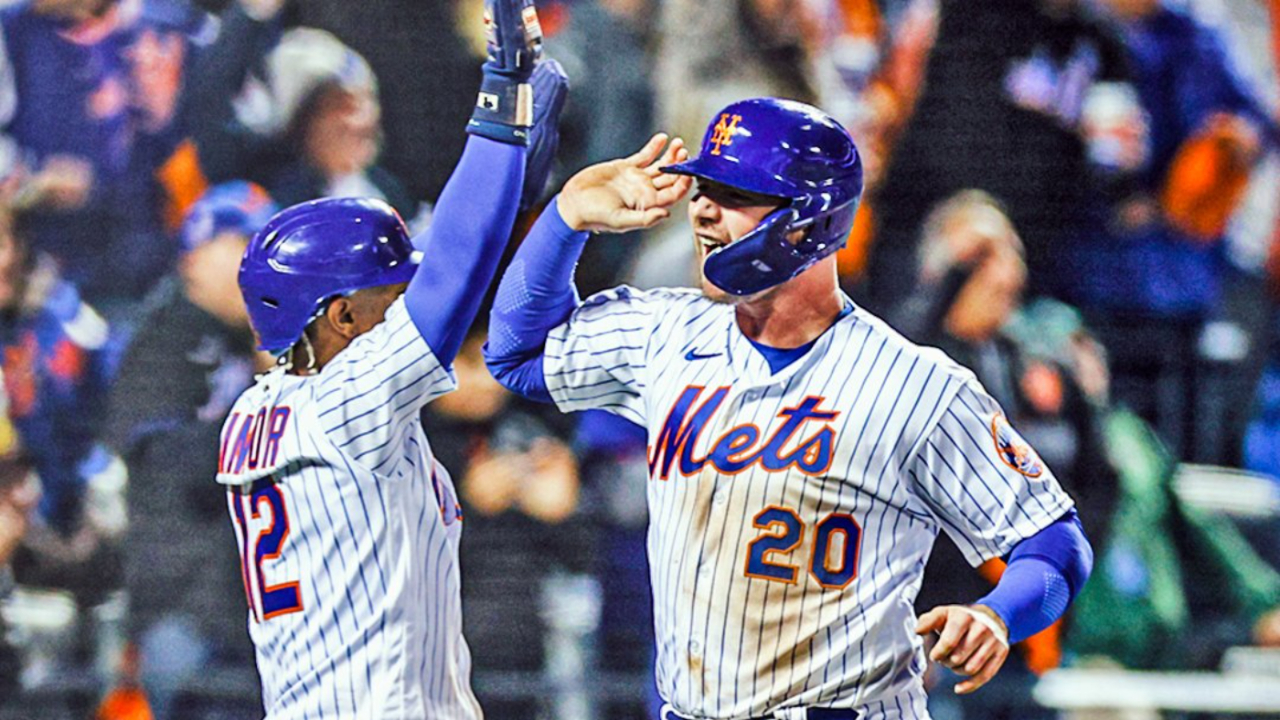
[220,406,292,476]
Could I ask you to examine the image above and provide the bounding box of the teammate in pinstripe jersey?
[483,99,1095,720]
[214,1,567,717]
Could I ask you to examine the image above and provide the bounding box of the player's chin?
[699,276,740,305]
[699,274,776,305]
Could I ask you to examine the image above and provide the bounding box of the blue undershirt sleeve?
[976,509,1093,644]
[483,195,589,402]
[404,137,525,366]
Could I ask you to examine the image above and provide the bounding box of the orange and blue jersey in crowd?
[0,0,215,298]
[0,274,110,534]
[1067,6,1276,318]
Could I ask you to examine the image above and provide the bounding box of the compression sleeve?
[404,137,525,366]
[483,195,588,402]
[976,509,1094,644]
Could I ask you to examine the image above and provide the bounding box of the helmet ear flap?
[702,207,799,295]
[793,191,858,254]
[702,193,860,297]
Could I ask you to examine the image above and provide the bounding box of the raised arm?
[404,0,569,366]
[483,134,692,401]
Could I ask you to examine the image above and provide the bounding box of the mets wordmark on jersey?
[543,287,1074,720]
[216,298,482,720]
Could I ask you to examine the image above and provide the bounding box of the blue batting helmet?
[180,181,278,253]
[663,98,864,296]
[239,197,418,354]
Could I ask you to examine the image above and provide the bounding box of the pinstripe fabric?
[217,297,481,720]
[545,288,1074,720]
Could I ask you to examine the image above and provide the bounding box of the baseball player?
[483,98,1094,719]
[215,1,567,717]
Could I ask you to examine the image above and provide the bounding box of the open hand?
[916,604,1010,694]
[556,133,693,234]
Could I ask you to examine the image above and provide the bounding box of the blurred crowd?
[0,0,1276,718]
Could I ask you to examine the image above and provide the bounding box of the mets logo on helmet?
[990,414,1044,478]
[710,113,743,156]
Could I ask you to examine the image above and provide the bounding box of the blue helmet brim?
[662,157,801,200]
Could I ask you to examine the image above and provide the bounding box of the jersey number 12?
[229,482,304,622]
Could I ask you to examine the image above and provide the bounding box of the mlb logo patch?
[990,414,1044,478]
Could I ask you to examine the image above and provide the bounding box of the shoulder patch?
[990,414,1044,478]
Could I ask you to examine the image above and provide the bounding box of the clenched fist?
[916,604,1010,694]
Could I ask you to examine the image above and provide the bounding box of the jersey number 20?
[745,506,861,589]
[230,483,304,622]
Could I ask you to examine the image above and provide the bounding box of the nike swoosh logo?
[684,350,722,361]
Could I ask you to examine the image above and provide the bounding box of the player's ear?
[324,297,360,341]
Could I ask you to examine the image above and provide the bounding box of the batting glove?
[521,59,569,209]
[468,0,544,145]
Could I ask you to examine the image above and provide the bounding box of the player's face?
[689,180,786,303]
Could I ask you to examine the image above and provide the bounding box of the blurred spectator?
[296,0,477,204]
[420,326,588,719]
[0,0,217,314]
[551,0,654,178]
[194,0,478,203]
[0,429,38,704]
[549,0,656,295]
[191,25,418,221]
[655,0,820,148]
[902,192,1115,719]
[0,200,121,720]
[870,0,1141,311]
[897,191,1115,540]
[0,0,297,342]
[0,201,113,547]
[573,409,657,720]
[1063,0,1276,461]
[107,182,274,719]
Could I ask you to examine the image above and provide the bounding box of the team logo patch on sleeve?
[990,414,1043,478]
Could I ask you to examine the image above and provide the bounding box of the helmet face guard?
[664,98,864,296]
[239,197,419,354]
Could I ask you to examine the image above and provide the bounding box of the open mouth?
[697,234,728,255]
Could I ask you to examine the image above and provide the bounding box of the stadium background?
[0,0,1277,718]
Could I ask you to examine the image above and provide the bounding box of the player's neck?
[287,330,348,375]
[734,276,843,349]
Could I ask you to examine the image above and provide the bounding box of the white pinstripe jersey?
[544,287,1075,720]
[215,297,481,720]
